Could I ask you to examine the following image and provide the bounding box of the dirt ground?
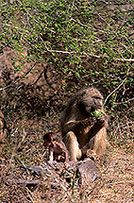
[1,130,133,202]
[0,49,134,202]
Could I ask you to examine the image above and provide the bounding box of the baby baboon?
[60,87,108,161]
[43,132,70,164]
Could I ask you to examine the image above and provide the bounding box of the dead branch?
[104,78,127,105]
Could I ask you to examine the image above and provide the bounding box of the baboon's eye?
[92,96,102,100]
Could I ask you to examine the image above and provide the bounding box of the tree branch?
[104,78,127,105]
[45,49,134,62]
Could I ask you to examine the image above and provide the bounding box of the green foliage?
[0,0,133,109]
[1,0,133,62]
[92,110,102,118]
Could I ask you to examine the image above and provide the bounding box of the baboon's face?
[91,95,103,109]
[43,133,53,147]
[78,88,103,113]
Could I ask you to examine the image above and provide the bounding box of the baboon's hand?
[97,113,106,126]
[81,116,96,127]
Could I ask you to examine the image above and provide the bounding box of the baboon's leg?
[49,150,54,161]
[93,127,107,156]
[63,131,82,161]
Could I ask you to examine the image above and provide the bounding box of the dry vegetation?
[0,0,134,202]
[0,111,133,202]
[0,49,133,203]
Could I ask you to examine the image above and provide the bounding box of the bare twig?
[32,70,44,86]
[116,58,134,62]
[104,78,127,105]
[44,49,101,58]
[16,62,38,81]
[44,68,55,90]
[44,49,134,62]
[114,97,134,105]
[15,179,41,185]
[70,17,105,33]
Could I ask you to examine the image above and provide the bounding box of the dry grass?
[0,109,133,203]
[0,48,133,202]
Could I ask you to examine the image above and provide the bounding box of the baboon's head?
[43,132,54,147]
[77,87,103,113]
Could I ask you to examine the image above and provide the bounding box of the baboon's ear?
[76,91,86,105]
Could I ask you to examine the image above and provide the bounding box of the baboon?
[60,87,108,161]
[43,132,70,164]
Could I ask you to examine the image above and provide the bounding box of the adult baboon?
[60,87,108,161]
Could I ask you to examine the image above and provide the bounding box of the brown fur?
[60,87,108,161]
[43,132,70,164]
